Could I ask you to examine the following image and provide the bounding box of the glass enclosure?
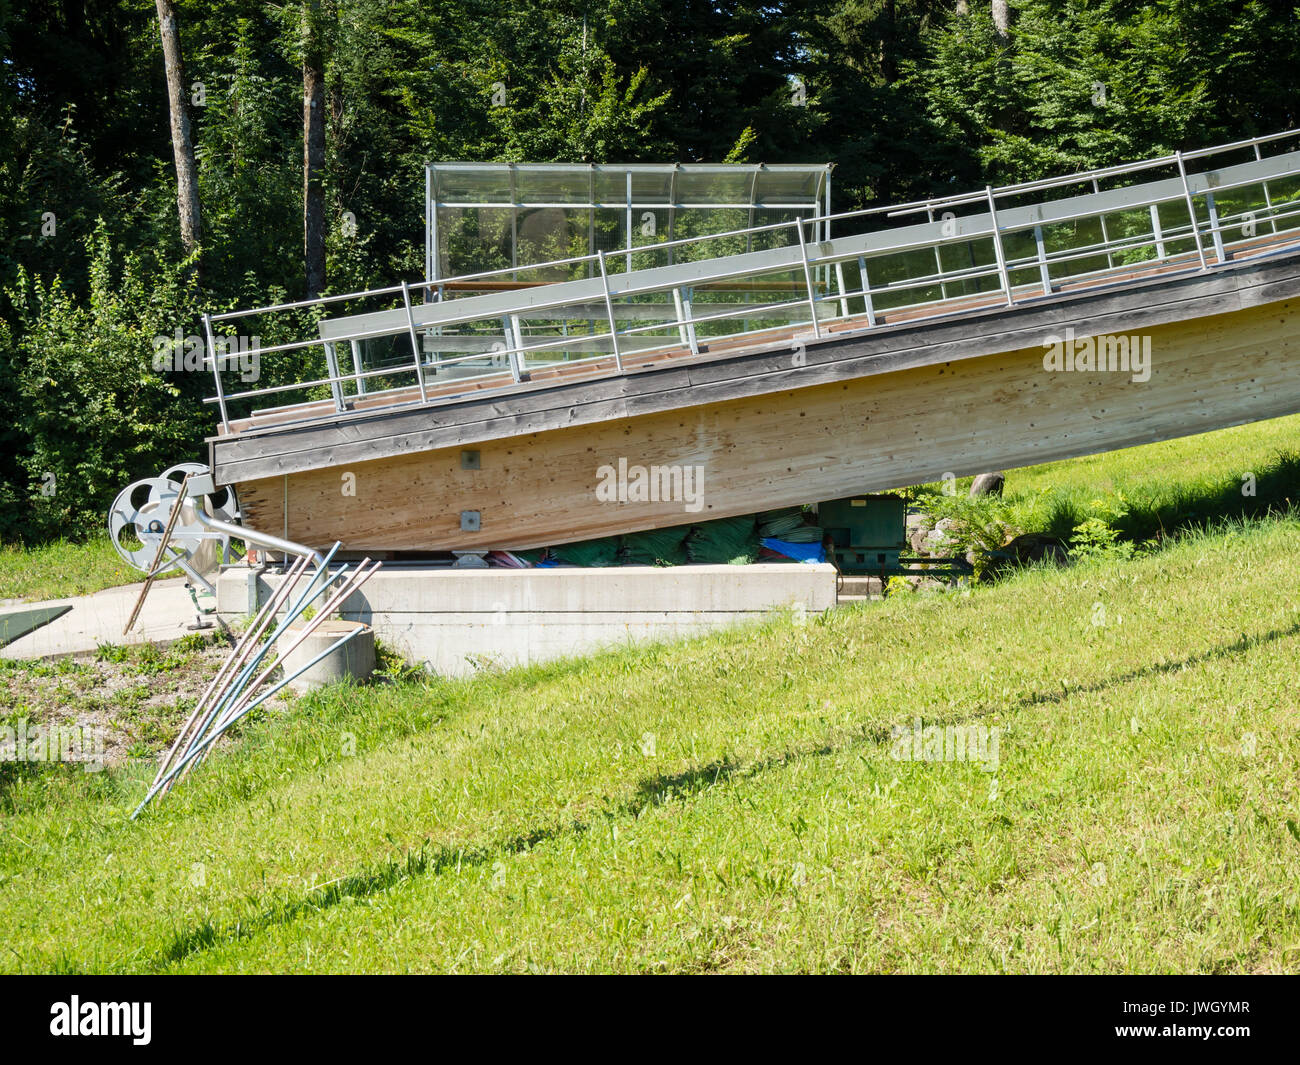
[426,162,833,281]
[417,162,833,379]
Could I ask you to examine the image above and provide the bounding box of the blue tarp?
[760,538,826,564]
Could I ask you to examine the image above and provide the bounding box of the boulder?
[969,471,1005,497]
[925,517,963,555]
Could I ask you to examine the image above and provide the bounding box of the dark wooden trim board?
[212,247,1300,489]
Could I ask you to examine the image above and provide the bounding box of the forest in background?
[1,0,1298,542]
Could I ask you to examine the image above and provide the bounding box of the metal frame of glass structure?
[424,162,834,283]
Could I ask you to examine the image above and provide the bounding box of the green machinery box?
[817,494,909,573]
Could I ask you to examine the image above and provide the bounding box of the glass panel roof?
[426,163,831,280]
[429,162,830,208]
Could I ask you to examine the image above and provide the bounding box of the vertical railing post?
[1205,191,1228,263]
[834,261,851,319]
[508,313,526,381]
[203,313,230,434]
[1175,150,1210,270]
[672,287,699,355]
[597,250,624,373]
[1254,143,1279,236]
[682,289,699,352]
[1093,178,1115,270]
[349,339,367,395]
[400,281,429,403]
[857,257,877,327]
[985,186,1014,306]
[323,341,345,412]
[495,318,511,372]
[1150,204,1168,261]
[794,219,822,338]
[625,171,634,275]
[927,207,950,300]
[1033,225,1052,296]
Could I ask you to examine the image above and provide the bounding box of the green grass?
[0,535,142,602]
[2,509,1299,973]
[1011,415,1300,502]
[2,415,1299,972]
[931,413,1300,546]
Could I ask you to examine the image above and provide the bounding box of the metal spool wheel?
[107,465,239,577]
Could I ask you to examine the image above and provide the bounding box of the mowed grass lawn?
[2,511,1299,973]
[0,536,141,602]
[921,411,1300,544]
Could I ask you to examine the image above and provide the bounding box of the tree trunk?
[880,0,897,83]
[303,1,326,299]
[992,0,1011,37]
[155,0,201,259]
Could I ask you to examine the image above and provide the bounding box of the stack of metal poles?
[131,544,381,819]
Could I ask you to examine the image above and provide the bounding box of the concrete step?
[835,593,879,606]
[837,576,884,600]
[218,562,839,678]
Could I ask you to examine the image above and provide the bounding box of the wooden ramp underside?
[215,247,1300,552]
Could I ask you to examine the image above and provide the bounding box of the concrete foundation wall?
[216,563,837,677]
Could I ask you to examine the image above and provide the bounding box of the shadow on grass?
[145,614,1300,972]
[155,822,573,968]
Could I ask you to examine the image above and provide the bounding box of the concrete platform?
[217,563,838,677]
[0,578,212,660]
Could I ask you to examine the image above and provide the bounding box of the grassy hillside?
[3,509,1299,973]
[924,413,1300,547]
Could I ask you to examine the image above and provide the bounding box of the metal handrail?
[206,129,1300,433]
[215,127,1300,326]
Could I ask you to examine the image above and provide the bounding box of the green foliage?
[193,16,302,295]
[94,642,131,664]
[884,574,913,597]
[373,638,426,683]
[911,0,1300,185]
[1069,495,1139,563]
[3,223,208,540]
[913,489,1017,577]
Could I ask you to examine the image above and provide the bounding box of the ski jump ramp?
[203,131,1300,554]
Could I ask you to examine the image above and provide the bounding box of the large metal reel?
[107,465,238,579]
[107,477,203,573]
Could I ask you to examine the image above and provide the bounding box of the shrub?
[1068,496,1139,562]
[2,222,208,541]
